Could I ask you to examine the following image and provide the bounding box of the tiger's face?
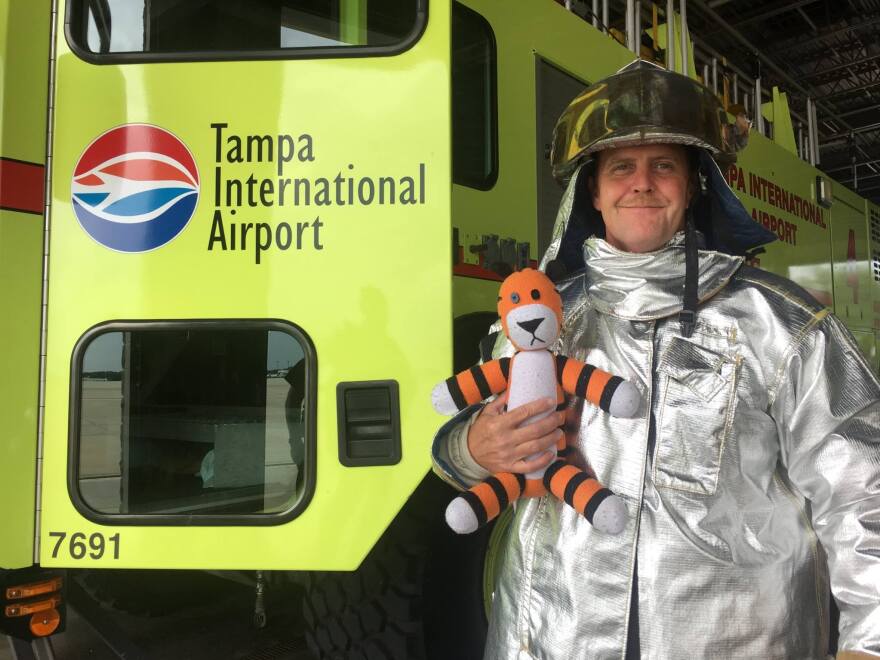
[498,268,563,351]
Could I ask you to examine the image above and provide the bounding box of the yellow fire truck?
[1,0,878,658]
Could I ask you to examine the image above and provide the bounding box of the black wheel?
[302,474,495,660]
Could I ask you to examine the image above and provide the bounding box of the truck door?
[40,0,451,570]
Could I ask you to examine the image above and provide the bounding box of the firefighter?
[432,60,880,660]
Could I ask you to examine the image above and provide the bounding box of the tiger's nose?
[517,318,544,334]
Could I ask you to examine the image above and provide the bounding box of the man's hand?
[467,395,564,474]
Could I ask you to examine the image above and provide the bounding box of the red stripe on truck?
[0,157,45,215]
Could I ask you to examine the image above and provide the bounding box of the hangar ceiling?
[687,0,880,205]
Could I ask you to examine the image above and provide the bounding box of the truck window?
[72,322,314,522]
[535,59,588,257]
[451,2,497,190]
[66,0,422,59]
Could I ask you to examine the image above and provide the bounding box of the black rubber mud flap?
[75,569,238,617]
[302,474,492,660]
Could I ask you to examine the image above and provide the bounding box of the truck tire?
[302,474,493,660]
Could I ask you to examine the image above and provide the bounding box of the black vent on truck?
[337,381,401,467]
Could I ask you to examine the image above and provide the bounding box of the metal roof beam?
[805,53,880,80]
[812,73,877,91]
[826,122,880,139]
[846,182,880,195]
[797,7,818,31]
[838,171,880,184]
[837,102,880,119]
[824,158,880,174]
[791,36,874,68]
[729,0,821,28]
[817,79,880,102]
[809,68,880,88]
[766,14,880,55]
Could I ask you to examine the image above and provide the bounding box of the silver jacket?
[432,229,880,658]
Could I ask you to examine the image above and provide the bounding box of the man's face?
[591,144,693,253]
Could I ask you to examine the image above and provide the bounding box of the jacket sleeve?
[430,405,493,490]
[431,326,508,489]
[771,311,880,655]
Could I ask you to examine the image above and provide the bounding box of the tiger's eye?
[510,292,520,304]
[531,289,540,300]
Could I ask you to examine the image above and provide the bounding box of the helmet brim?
[551,60,733,183]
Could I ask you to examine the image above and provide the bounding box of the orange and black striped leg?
[542,460,627,534]
[446,473,526,535]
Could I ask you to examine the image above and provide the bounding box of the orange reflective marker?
[4,595,62,618]
[6,577,63,600]
[29,608,61,637]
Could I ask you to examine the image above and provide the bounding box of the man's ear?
[589,176,601,211]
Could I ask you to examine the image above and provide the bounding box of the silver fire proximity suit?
[432,165,880,658]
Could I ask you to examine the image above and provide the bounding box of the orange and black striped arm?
[443,357,511,411]
[555,355,625,414]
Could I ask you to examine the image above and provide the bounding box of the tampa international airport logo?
[72,124,200,252]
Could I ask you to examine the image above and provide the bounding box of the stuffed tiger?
[431,268,640,535]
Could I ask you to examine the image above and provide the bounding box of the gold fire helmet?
[550,59,744,183]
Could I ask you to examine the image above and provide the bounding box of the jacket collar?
[578,234,742,321]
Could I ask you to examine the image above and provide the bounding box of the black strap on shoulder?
[679,210,699,338]
[479,331,500,363]
[743,246,765,262]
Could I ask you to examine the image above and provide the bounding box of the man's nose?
[631,166,653,192]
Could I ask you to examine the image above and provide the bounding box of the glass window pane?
[76,323,312,519]
[451,2,497,190]
[69,0,420,56]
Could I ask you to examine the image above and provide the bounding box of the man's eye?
[655,161,674,171]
